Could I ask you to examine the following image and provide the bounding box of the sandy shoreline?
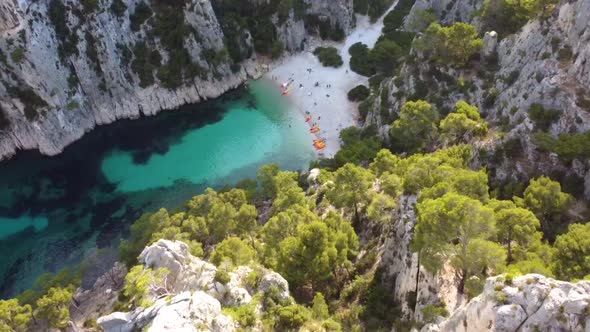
[265,3,397,157]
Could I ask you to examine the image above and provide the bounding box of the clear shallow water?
[0,79,315,297]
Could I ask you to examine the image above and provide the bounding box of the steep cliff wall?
[0,0,353,160]
[367,0,590,199]
[423,274,590,332]
[97,240,292,332]
[0,0,22,32]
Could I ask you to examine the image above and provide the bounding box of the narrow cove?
[0,79,315,297]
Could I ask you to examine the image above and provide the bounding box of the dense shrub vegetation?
[348,85,371,102]
[7,88,48,121]
[313,47,343,68]
[534,131,590,164]
[480,0,558,37]
[48,0,79,61]
[414,22,483,67]
[354,0,396,22]
[212,0,313,63]
[528,103,561,131]
[349,42,376,77]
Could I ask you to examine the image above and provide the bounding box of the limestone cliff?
[367,0,590,199]
[422,274,590,332]
[97,240,292,332]
[0,0,353,160]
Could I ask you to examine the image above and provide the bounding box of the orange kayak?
[305,115,312,122]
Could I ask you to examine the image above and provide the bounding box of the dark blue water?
[0,80,314,297]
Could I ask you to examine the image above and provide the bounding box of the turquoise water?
[103,80,312,192]
[0,215,48,237]
[0,79,315,296]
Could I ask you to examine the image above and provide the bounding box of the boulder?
[423,274,590,332]
[148,292,236,332]
[482,31,498,59]
[259,271,290,302]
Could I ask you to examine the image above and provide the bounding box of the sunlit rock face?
[0,0,354,160]
[423,274,590,332]
[97,240,292,332]
[0,0,23,33]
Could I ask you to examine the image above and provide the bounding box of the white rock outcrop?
[98,240,292,332]
[381,195,463,322]
[423,274,590,332]
[0,0,22,33]
[0,0,354,160]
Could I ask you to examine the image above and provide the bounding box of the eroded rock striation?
[0,0,354,160]
[423,274,590,332]
[97,240,292,332]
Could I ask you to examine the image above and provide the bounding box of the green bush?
[130,2,153,32]
[333,126,382,167]
[215,269,231,285]
[369,38,403,74]
[81,0,99,13]
[274,304,311,330]
[358,96,375,122]
[414,22,483,67]
[533,131,590,164]
[480,0,556,37]
[48,0,79,60]
[349,42,375,76]
[131,41,156,88]
[110,0,128,17]
[225,303,257,327]
[10,48,25,63]
[348,85,370,102]
[313,47,343,67]
[503,70,520,86]
[422,303,449,323]
[7,87,47,121]
[528,103,561,131]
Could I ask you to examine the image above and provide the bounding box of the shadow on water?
[0,85,263,297]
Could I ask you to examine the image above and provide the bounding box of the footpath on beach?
[265,3,397,157]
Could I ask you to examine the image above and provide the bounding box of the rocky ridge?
[422,274,590,332]
[366,0,590,198]
[0,0,354,160]
[97,239,292,332]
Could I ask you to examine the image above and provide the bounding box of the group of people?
[306,113,326,151]
[276,75,326,152]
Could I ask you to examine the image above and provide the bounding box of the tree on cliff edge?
[413,192,505,293]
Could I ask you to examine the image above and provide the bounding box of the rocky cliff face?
[97,240,292,332]
[380,195,463,323]
[0,0,353,160]
[368,0,590,199]
[0,0,22,32]
[423,274,590,332]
